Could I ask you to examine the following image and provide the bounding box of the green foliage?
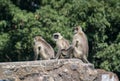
[0,33,10,61]
[0,0,120,78]
[94,43,120,71]
[0,33,10,50]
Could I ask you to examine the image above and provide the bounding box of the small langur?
[53,33,70,59]
[33,36,55,60]
[71,26,89,63]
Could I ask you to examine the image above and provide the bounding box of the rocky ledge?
[0,59,119,81]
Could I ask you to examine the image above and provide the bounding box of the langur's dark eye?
[54,35,59,39]
[76,27,78,30]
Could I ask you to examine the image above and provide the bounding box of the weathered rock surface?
[0,59,119,81]
[95,69,119,81]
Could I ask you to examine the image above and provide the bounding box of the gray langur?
[71,26,89,63]
[53,33,70,59]
[33,36,55,60]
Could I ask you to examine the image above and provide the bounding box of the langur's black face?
[73,27,79,34]
[34,36,41,41]
[53,33,62,41]
[53,34,59,39]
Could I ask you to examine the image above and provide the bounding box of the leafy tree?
[0,0,120,79]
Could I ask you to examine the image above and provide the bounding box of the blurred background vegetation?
[0,0,120,79]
